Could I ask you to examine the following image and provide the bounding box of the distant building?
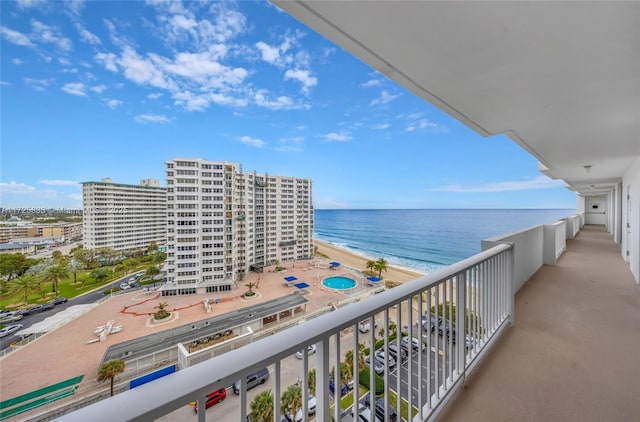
[82,178,167,251]
[163,158,313,295]
[0,243,36,255]
[0,222,81,244]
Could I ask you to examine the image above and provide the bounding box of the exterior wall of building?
[0,226,38,243]
[164,158,313,295]
[82,180,166,251]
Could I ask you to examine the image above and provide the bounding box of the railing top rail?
[57,243,512,422]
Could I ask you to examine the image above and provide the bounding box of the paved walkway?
[441,225,640,422]
[0,260,374,402]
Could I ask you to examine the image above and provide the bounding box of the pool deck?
[0,260,377,402]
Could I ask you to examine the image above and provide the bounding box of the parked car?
[0,312,23,324]
[352,405,382,422]
[422,313,442,332]
[194,387,226,413]
[48,296,68,306]
[295,344,317,359]
[358,319,378,333]
[119,282,132,290]
[364,355,385,375]
[362,395,398,422]
[233,368,269,394]
[400,336,425,353]
[24,304,45,315]
[387,344,408,363]
[0,324,23,338]
[291,394,317,422]
[40,302,55,311]
[329,375,349,396]
[374,350,396,369]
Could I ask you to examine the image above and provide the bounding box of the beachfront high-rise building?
[82,178,167,251]
[164,158,313,295]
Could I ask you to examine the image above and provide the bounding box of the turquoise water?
[322,276,357,290]
[314,209,575,274]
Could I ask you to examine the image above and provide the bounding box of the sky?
[0,0,576,210]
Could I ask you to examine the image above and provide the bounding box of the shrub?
[358,367,384,394]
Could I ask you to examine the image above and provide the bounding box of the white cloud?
[16,0,43,9]
[148,92,163,100]
[39,179,78,186]
[11,58,24,65]
[321,131,352,142]
[65,0,84,15]
[256,41,281,64]
[239,136,265,148]
[24,77,52,91]
[95,52,118,72]
[0,26,34,47]
[361,79,381,88]
[90,84,106,94]
[284,69,317,93]
[76,24,101,45]
[370,90,400,106]
[68,193,83,201]
[0,181,36,194]
[135,113,171,124]
[31,20,72,51]
[62,82,86,96]
[117,47,177,91]
[254,90,295,110]
[372,123,390,130]
[431,176,567,193]
[106,99,122,109]
[0,81,11,86]
[274,136,304,152]
[61,68,78,74]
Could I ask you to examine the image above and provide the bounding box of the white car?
[293,395,317,421]
[295,344,317,359]
[401,336,425,352]
[353,405,382,422]
[358,319,378,333]
[0,324,23,338]
[119,282,131,290]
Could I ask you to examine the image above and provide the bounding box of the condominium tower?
[82,178,167,251]
[164,158,313,296]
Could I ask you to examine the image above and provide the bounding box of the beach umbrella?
[367,276,381,282]
[329,261,340,267]
[284,276,298,282]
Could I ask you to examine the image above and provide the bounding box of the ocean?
[314,209,575,274]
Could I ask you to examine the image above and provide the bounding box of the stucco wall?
[622,156,640,284]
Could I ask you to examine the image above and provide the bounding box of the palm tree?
[98,359,125,396]
[145,265,160,279]
[41,265,69,295]
[90,267,111,287]
[245,282,257,295]
[345,350,355,384]
[249,389,274,421]
[365,260,377,275]
[374,258,388,278]
[307,368,316,396]
[154,301,170,319]
[339,361,351,388]
[280,384,303,421]
[7,275,39,304]
[67,259,83,285]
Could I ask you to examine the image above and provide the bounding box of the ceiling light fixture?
[584,165,592,174]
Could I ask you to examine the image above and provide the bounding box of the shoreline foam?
[313,239,424,283]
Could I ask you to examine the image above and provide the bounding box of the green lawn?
[0,267,147,310]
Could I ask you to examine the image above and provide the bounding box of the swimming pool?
[322,276,357,290]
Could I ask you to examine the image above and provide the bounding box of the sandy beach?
[313,239,424,284]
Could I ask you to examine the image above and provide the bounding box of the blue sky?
[0,0,576,210]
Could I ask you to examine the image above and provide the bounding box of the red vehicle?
[194,388,226,413]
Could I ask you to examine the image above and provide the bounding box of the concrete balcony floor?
[442,225,640,422]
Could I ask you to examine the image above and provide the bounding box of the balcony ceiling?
[274,1,640,195]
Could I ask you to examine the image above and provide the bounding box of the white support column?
[316,338,330,422]
[456,272,466,383]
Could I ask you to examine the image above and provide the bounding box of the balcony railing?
[58,243,514,422]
